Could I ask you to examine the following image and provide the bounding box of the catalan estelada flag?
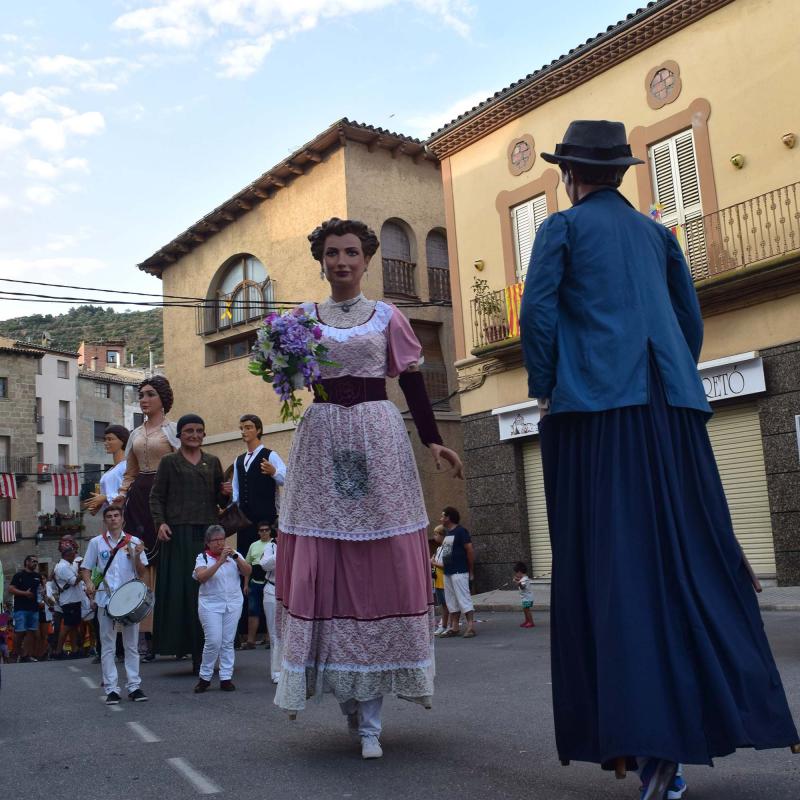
[504,282,524,338]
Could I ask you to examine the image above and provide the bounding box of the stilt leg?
[790,743,800,754]
[560,760,570,766]
[613,757,627,779]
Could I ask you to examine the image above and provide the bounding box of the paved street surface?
[1,612,798,799]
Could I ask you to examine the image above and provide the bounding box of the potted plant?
[472,277,509,344]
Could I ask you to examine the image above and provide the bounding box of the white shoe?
[271,673,280,684]
[361,735,383,759]
[434,626,445,636]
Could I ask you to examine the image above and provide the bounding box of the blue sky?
[0,0,640,320]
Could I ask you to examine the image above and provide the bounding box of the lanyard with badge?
[91,533,132,590]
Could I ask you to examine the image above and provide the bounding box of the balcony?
[382,259,417,298]
[0,455,33,475]
[196,280,276,336]
[428,266,452,303]
[420,363,451,410]
[58,417,72,437]
[469,182,800,352]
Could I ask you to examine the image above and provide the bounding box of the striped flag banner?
[53,471,79,497]
[0,521,17,543]
[0,473,17,500]
[504,281,524,338]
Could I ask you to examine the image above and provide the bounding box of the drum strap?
[99,536,131,592]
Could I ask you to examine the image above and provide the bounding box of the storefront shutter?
[522,439,552,578]
[512,194,549,281]
[706,402,776,575]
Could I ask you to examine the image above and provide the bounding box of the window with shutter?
[648,129,708,280]
[511,194,548,281]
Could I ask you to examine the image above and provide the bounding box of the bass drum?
[106,579,154,625]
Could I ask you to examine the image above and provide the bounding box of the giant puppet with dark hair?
[270,217,464,759]
[114,374,179,660]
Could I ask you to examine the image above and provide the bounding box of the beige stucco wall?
[448,0,800,416]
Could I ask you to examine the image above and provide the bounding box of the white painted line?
[110,705,123,712]
[67,665,81,673]
[167,758,221,795]
[81,676,99,689]
[127,721,161,743]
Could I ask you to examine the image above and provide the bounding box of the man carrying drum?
[81,505,149,705]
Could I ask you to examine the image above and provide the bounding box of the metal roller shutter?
[522,440,552,578]
[706,402,776,575]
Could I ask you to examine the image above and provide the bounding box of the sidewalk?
[472,583,800,612]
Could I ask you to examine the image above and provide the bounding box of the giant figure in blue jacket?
[520,120,798,800]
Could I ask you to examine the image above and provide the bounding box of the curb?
[474,603,800,613]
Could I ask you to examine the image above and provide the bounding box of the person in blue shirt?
[521,120,798,800]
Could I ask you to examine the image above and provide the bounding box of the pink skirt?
[274,528,435,711]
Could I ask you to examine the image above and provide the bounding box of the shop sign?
[492,400,541,441]
[698,353,765,403]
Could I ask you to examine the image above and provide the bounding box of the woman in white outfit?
[259,527,280,684]
[193,525,251,693]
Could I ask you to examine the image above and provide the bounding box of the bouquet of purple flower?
[248,307,336,423]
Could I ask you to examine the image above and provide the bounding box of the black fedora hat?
[541,120,644,167]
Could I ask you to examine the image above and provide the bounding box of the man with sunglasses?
[9,555,42,662]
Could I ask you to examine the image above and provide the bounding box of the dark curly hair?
[308,218,380,263]
[138,374,174,414]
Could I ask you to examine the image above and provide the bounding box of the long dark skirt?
[539,360,798,766]
[153,524,205,661]
[124,472,158,556]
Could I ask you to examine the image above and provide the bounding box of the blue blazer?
[520,188,711,415]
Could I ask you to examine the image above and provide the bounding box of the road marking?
[110,705,123,712]
[127,721,161,743]
[81,676,99,689]
[167,758,221,795]
[68,666,81,673]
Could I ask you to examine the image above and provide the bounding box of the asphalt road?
[1,612,798,799]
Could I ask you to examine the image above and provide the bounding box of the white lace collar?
[302,300,393,342]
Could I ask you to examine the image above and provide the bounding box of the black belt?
[313,376,387,408]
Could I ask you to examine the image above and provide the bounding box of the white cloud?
[0,194,11,209]
[27,111,105,151]
[80,80,119,93]
[114,0,474,77]
[1,34,19,43]
[44,228,92,252]
[0,64,13,76]
[0,124,25,151]
[0,87,71,119]
[25,185,58,205]
[25,156,90,179]
[31,54,96,78]
[405,88,490,137]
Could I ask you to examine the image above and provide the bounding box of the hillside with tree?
[0,305,164,365]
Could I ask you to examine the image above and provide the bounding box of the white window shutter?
[512,194,549,281]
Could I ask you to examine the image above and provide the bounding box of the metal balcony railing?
[196,280,277,336]
[382,259,417,297]
[427,266,451,303]
[470,283,523,351]
[692,181,800,280]
[0,456,33,474]
[58,417,72,437]
[420,363,450,410]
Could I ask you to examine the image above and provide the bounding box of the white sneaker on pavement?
[434,626,445,636]
[361,735,383,759]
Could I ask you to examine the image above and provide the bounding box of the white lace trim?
[303,300,393,342]
[279,518,428,541]
[282,659,433,674]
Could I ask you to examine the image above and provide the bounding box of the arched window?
[425,229,450,302]
[381,220,416,297]
[200,254,274,335]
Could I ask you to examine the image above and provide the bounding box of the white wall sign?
[492,400,541,441]
[698,352,765,403]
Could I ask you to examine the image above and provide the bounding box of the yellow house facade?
[428,0,800,589]
[139,119,465,531]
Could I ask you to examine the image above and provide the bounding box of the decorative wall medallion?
[507,134,536,176]
[645,60,682,110]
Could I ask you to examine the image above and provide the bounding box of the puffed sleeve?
[386,305,422,377]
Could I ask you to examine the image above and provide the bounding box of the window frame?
[93,421,109,442]
[57,359,69,379]
[0,376,7,398]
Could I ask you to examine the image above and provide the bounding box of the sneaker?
[667,773,687,800]
[438,629,459,638]
[20,656,38,663]
[106,691,121,705]
[194,678,210,694]
[361,735,383,759]
[128,689,148,702]
[462,628,477,638]
[639,759,678,800]
[271,673,281,685]
[143,651,155,662]
[520,621,535,628]
[219,680,236,692]
[434,626,446,636]
[347,711,360,738]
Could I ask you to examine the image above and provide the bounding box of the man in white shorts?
[81,505,149,705]
[438,506,476,638]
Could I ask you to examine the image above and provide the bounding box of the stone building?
[427,0,800,589]
[0,337,41,588]
[137,118,466,530]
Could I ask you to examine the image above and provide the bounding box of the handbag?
[219,502,252,535]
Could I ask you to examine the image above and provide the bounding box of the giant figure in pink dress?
[274,218,463,760]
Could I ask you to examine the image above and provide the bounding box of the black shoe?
[106,692,121,705]
[92,655,101,664]
[20,656,38,663]
[194,678,210,694]
[128,689,148,702]
[219,680,236,692]
[143,651,155,662]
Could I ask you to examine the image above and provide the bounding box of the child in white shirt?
[513,561,535,629]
